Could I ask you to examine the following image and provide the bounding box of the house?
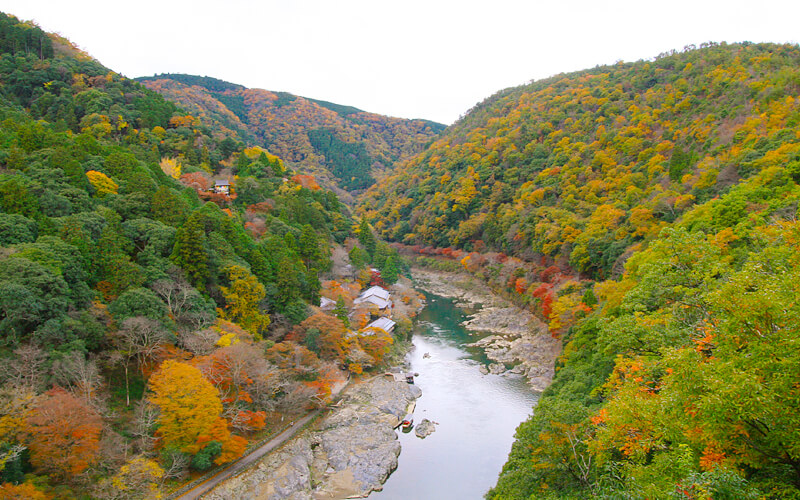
[213,180,231,194]
[354,286,390,304]
[353,294,391,310]
[364,317,396,334]
[320,297,336,311]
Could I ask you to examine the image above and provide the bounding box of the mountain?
[137,74,445,196]
[0,12,409,498]
[360,42,800,497]
[361,42,800,277]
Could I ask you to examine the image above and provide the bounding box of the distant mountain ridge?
[137,73,445,196]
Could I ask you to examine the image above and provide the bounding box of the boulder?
[415,419,436,438]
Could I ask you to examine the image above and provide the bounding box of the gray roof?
[354,295,391,309]
[365,317,396,333]
[358,286,390,301]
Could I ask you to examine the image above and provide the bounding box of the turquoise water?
[370,293,539,499]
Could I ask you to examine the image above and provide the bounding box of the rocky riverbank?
[205,377,421,500]
[412,268,560,392]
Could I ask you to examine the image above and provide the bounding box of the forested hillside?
[361,42,800,498]
[0,12,409,498]
[137,74,445,194]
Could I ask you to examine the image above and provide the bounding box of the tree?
[151,278,215,331]
[170,212,209,292]
[50,351,102,408]
[115,317,169,405]
[86,170,118,196]
[333,296,350,328]
[0,482,49,500]
[357,219,376,259]
[95,456,164,500]
[298,224,322,269]
[381,255,399,284]
[24,388,102,480]
[147,360,222,453]
[219,266,270,339]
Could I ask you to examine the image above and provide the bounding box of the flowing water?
[370,293,539,499]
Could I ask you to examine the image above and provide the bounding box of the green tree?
[333,295,350,328]
[382,255,399,284]
[170,212,210,292]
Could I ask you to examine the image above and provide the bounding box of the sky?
[2,0,800,125]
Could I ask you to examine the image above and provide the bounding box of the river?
[370,292,539,500]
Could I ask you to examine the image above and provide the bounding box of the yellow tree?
[219,266,271,340]
[148,360,222,452]
[86,170,118,196]
[159,157,182,180]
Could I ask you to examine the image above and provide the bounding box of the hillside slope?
[362,42,800,277]
[138,74,445,195]
[359,42,800,498]
[0,12,409,498]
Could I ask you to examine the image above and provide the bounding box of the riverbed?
[370,293,539,499]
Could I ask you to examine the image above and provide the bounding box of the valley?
[0,9,798,499]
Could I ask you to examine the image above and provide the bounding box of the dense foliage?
[0,13,386,498]
[361,44,800,499]
[359,42,800,498]
[362,42,800,278]
[138,74,445,194]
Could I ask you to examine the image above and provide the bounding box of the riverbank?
[411,268,560,392]
[204,376,421,500]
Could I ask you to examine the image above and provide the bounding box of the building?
[353,286,391,310]
[213,180,231,194]
[364,317,396,334]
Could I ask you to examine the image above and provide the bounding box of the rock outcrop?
[206,377,421,500]
[413,268,561,392]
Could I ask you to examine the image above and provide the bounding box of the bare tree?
[131,400,159,453]
[159,448,190,484]
[115,317,169,406]
[0,344,47,391]
[178,328,217,356]
[51,351,103,409]
[151,278,214,331]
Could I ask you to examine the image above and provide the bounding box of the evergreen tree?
[170,212,209,292]
[333,295,350,328]
[382,255,399,285]
[357,219,376,259]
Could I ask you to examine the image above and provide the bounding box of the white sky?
[2,0,799,124]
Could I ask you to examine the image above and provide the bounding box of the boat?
[400,414,414,430]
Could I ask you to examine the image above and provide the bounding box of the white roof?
[215,180,230,186]
[359,286,390,301]
[353,295,391,309]
[365,317,396,333]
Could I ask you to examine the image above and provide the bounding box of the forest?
[3,7,800,499]
[137,73,445,196]
[361,42,800,498]
[0,12,412,499]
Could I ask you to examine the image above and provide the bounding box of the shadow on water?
[370,292,538,500]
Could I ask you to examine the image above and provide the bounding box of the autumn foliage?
[24,388,102,479]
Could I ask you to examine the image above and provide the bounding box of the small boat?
[405,373,415,384]
[400,414,413,430]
